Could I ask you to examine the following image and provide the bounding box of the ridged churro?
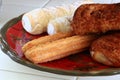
[23,34,96,63]
[22,32,74,53]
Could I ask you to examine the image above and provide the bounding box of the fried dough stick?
[24,35,96,63]
[22,32,74,53]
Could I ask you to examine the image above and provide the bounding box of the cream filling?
[22,15,32,33]
[47,23,56,35]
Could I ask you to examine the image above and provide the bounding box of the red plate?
[1,15,120,76]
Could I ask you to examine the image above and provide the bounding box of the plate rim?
[1,15,120,76]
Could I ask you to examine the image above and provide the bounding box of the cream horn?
[22,0,93,35]
[47,16,72,35]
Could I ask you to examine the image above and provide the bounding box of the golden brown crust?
[90,33,120,67]
[24,34,96,63]
[72,3,120,35]
[22,32,74,53]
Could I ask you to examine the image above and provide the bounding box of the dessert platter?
[1,1,120,76]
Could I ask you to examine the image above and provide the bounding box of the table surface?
[0,0,120,80]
